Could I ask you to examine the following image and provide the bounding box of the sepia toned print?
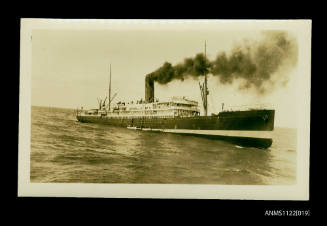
[19,19,311,199]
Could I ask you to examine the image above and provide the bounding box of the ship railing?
[125,106,199,112]
[102,115,176,119]
[170,106,200,111]
[100,114,204,119]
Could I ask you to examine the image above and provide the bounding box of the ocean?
[30,106,296,185]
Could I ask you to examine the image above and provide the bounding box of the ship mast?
[199,41,209,116]
[204,41,208,116]
[108,64,112,111]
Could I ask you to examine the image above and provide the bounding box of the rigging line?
[109,64,112,111]
[208,87,217,113]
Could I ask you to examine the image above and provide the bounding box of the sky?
[31,25,300,128]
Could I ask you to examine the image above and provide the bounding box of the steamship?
[76,64,275,149]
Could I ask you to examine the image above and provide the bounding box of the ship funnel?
[145,75,154,103]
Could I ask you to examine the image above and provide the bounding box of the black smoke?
[146,31,298,93]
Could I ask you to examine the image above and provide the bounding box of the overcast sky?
[31,25,300,128]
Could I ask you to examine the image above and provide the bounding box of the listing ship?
[76,63,275,149]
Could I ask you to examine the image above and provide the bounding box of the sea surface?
[30,106,297,184]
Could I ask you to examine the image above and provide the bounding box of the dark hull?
[76,109,274,149]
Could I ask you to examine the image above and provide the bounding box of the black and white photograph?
[18,19,311,199]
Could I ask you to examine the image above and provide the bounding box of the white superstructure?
[81,96,200,118]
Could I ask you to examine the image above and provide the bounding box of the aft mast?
[199,41,209,116]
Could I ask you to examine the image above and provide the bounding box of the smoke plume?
[146,31,298,93]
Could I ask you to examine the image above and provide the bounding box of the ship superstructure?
[82,96,200,118]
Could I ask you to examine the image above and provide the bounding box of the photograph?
[18,19,311,199]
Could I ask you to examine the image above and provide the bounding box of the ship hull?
[76,109,274,149]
